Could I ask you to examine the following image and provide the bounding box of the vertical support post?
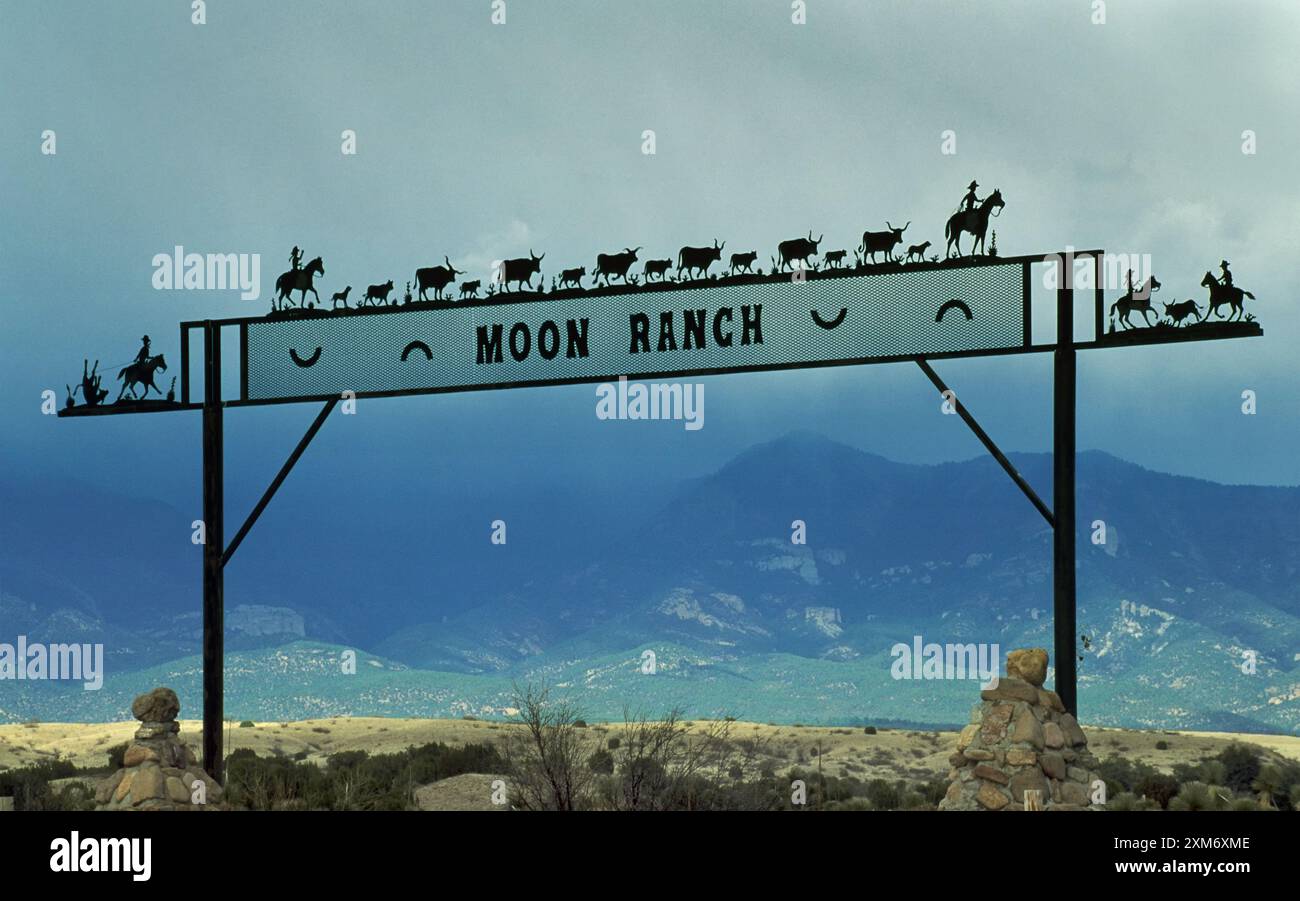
[1092,252,1105,342]
[1054,272,1078,716]
[201,322,224,781]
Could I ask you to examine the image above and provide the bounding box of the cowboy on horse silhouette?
[1109,270,1162,328]
[274,246,325,311]
[134,335,151,365]
[945,181,1004,257]
[1201,259,1255,321]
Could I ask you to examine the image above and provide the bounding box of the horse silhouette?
[117,354,167,401]
[1201,271,1255,321]
[945,189,1004,257]
[1109,275,1162,329]
[273,256,325,310]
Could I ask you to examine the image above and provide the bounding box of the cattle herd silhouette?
[265,182,1256,338]
[269,184,1013,316]
[61,183,1261,410]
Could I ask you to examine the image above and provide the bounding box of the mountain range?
[1,433,1296,732]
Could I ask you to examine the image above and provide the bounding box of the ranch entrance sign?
[240,259,1026,402]
[60,241,1262,781]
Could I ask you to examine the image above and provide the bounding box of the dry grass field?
[4,716,1297,799]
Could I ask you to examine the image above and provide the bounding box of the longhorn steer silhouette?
[777,231,823,271]
[593,247,641,286]
[500,250,545,291]
[677,239,724,279]
[414,257,462,301]
[859,221,910,263]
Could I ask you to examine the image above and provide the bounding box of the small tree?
[503,681,596,811]
[605,707,737,811]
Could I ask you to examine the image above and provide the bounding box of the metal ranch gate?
[61,248,1262,779]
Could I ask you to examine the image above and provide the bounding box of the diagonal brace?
[222,398,338,567]
[916,358,1054,528]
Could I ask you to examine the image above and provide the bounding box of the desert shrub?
[239,721,255,728]
[784,768,860,807]
[919,778,949,806]
[827,797,872,811]
[1168,781,1231,812]
[1095,755,1156,797]
[573,720,588,728]
[1155,740,1169,750]
[607,737,621,750]
[106,741,129,771]
[865,778,902,811]
[1134,773,1179,809]
[221,739,504,811]
[898,789,927,810]
[0,759,87,811]
[327,750,369,771]
[404,741,503,784]
[863,726,877,735]
[1218,743,1261,794]
[1251,763,1291,808]
[1107,791,1158,811]
[1175,758,1227,786]
[587,749,615,775]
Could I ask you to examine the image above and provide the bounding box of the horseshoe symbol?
[935,299,973,322]
[289,347,322,367]
[811,308,848,330]
[401,340,433,361]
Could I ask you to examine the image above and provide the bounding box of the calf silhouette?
[823,249,848,268]
[730,251,758,274]
[459,279,481,299]
[905,241,931,263]
[559,267,586,289]
[331,286,352,309]
[1163,299,1201,326]
[643,258,673,281]
[364,280,395,305]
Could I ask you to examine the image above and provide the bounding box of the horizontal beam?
[58,319,1261,417]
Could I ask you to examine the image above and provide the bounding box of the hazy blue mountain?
[1,434,1296,731]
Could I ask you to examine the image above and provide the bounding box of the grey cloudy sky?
[2,0,1297,502]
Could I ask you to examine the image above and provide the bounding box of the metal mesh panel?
[245,264,1024,400]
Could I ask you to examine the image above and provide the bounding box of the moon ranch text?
[474,304,764,364]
